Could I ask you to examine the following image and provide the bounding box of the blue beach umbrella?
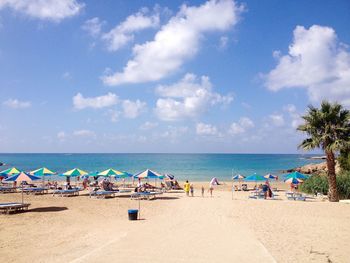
[284,171,309,180]
[115,171,133,179]
[245,173,266,182]
[284,177,303,184]
[134,169,163,179]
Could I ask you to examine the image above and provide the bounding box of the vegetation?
[300,172,350,200]
[297,101,350,202]
[338,147,350,171]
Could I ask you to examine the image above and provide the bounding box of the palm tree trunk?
[326,150,339,202]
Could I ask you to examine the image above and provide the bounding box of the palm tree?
[297,101,350,202]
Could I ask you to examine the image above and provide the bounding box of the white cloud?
[102,8,159,51]
[122,99,146,119]
[265,25,350,106]
[73,129,95,137]
[140,121,158,130]
[62,71,72,80]
[229,117,254,135]
[269,114,284,127]
[283,104,303,129]
[3,98,31,109]
[196,122,218,136]
[161,126,188,142]
[0,0,84,22]
[73,92,118,110]
[102,0,242,85]
[155,73,233,121]
[82,17,105,37]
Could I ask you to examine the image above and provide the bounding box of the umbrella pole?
[21,184,24,204]
[138,198,141,220]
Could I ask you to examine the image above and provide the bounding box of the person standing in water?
[184,180,190,196]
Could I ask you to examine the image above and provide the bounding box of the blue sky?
[0,0,349,153]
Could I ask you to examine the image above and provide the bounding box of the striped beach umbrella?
[284,171,309,180]
[30,167,55,176]
[284,177,303,184]
[98,168,123,177]
[4,172,41,203]
[232,174,245,180]
[134,169,163,179]
[264,174,278,180]
[0,167,21,178]
[115,171,133,179]
[61,168,88,177]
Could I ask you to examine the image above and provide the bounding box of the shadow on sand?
[29,206,68,212]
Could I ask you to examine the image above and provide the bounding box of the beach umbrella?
[232,174,245,180]
[30,167,56,186]
[61,168,88,177]
[98,168,123,177]
[284,177,303,184]
[134,169,163,179]
[264,174,278,180]
[164,174,175,180]
[0,167,21,179]
[284,171,309,180]
[4,172,40,203]
[245,173,266,182]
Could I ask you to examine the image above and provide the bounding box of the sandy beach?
[1,182,350,263]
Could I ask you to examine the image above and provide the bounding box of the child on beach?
[190,184,194,197]
[201,186,204,197]
[184,180,190,196]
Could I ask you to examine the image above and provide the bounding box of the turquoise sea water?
[0,153,323,181]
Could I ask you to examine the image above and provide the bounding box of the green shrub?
[300,171,350,199]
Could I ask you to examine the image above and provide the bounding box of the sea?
[0,153,324,181]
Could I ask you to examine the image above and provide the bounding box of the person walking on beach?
[184,180,190,196]
[208,182,214,197]
[201,186,204,197]
[190,184,194,197]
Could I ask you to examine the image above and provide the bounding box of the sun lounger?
[249,191,266,199]
[23,187,48,195]
[0,186,17,193]
[285,192,306,201]
[0,202,30,214]
[131,191,163,200]
[89,190,119,199]
[53,188,80,197]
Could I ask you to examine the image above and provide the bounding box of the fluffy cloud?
[155,73,233,121]
[102,8,159,51]
[229,117,254,135]
[82,17,105,37]
[73,93,118,110]
[0,0,84,22]
[283,104,303,129]
[3,98,31,109]
[269,114,284,127]
[196,122,218,136]
[122,99,146,119]
[102,0,242,85]
[265,25,350,106]
[161,126,188,142]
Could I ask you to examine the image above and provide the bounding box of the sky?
[0,0,349,153]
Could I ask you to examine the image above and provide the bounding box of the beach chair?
[249,191,265,199]
[53,188,80,197]
[0,202,30,214]
[23,187,48,195]
[0,186,17,193]
[89,190,118,199]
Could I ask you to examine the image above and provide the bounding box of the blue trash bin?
[128,209,138,220]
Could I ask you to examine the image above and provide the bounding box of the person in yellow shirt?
[184,180,190,196]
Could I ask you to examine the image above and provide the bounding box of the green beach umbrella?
[97,168,123,177]
[284,171,309,180]
[62,168,88,177]
[30,167,55,176]
[0,167,21,177]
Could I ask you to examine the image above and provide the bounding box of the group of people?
[257,180,273,199]
[184,178,218,198]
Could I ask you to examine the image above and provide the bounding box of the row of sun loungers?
[52,188,81,197]
[285,192,306,201]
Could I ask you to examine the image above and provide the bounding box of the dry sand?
[1,182,350,263]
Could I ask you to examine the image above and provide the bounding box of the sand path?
[68,194,275,263]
